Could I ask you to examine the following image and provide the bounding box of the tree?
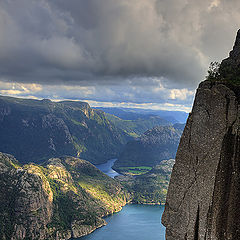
[206,61,220,81]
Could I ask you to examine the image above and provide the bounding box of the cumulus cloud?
[169,89,194,101]
[0,0,239,110]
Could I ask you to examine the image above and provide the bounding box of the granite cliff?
[162,31,240,239]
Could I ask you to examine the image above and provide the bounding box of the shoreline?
[75,204,165,239]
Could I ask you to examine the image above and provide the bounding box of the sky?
[0,0,239,112]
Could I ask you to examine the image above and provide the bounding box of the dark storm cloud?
[0,0,239,89]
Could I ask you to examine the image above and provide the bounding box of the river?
[95,158,120,178]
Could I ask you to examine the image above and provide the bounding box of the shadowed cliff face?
[162,30,240,240]
[219,29,240,83]
[208,127,240,240]
[162,80,240,240]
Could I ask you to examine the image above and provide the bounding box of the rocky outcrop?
[0,153,128,240]
[0,153,53,240]
[162,31,240,240]
[219,29,240,82]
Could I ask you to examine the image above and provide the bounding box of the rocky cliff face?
[162,31,240,240]
[219,29,240,83]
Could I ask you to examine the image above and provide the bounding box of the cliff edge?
[162,31,240,239]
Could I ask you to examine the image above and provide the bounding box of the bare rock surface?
[163,28,240,240]
[162,80,240,240]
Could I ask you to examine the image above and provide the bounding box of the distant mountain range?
[95,107,189,123]
[105,112,170,138]
[0,95,187,165]
[114,124,184,168]
[0,95,130,164]
[0,95,187,239]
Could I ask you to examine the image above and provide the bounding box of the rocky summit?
[219,29,240,84]
[162,30,240,239]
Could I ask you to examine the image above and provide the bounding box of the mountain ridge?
[114,124,184,168]
[0,95,130,164]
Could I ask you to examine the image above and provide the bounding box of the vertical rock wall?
[162,29,240,240]
[162,81,240,240]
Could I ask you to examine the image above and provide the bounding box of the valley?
[0,94,186,239]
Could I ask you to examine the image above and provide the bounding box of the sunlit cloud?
[169,89,194,101]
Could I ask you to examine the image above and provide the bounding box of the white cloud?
[0,82,42,96]
[0,79,194,112]
[169,89,195,100]
[87,100,192,112]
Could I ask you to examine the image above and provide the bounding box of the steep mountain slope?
[0,96,130,164]
[105,112,170,138]
[0,153,128,240]
[162,30,240,240]
[114,124,184,167]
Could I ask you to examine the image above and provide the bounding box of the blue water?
[95,159,120,178]
[78,204,166,240]
[88,160,166,240]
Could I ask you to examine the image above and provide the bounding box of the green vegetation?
[206,61,221,81]
[105,113,169,138]
[117,159,175,205]
[0,94,184,167]
[114,124,184,168]
[0,95,131,164]
[117,166,152,175]
[46,157,129,232]
[0,154,128,239]
[206,61,240,85]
